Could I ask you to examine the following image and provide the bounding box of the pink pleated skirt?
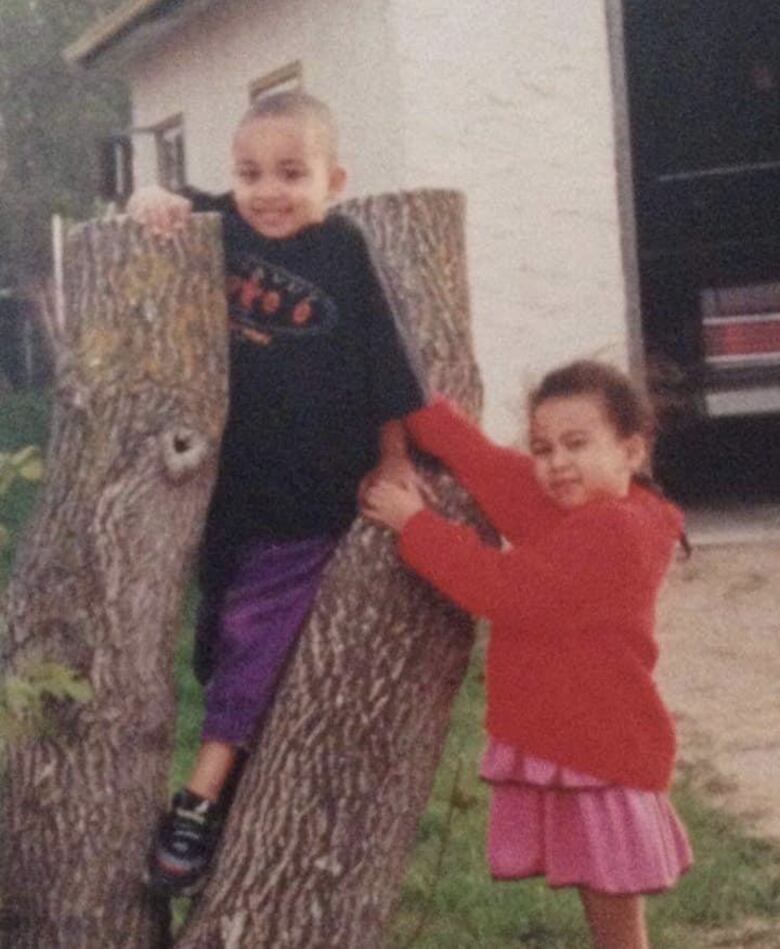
[481,739,693,895]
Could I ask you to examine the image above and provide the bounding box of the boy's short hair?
[238,91,339,162]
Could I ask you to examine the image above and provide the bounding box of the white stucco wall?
[124,0,633,442]
[391,0,632,441]
[129,0,406,196]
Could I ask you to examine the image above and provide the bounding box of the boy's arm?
[343,218,427,497]
[358,419,419,501]
[343,218,428,418]
[126,184,193,234]
[406,399,546,541]
[126,184,226,234]
[377,418,415,479]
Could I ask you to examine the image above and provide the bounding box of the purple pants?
[198,534,338,745]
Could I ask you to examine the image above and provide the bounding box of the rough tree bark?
[0,216,228,949]
[176,190,488,949]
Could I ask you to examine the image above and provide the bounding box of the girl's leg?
[186,740,239,802]
[579,888,649,949]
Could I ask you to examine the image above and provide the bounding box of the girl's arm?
[387,500,644,627]
[397,508,523,620]
[405,399,548,540]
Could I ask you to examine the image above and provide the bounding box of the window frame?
[249,60,303,103]
[153,114,187,191]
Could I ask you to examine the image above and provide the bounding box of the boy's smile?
[529,394,646,509]
[231,116,346,240]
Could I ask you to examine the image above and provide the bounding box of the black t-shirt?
[187,189,425,579]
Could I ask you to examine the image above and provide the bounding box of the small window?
[154,115,187,191]
[249,61,303,103]
[99,135,134,203]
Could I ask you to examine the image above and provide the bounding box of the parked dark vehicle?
[625,0,780,420]
[624,0,780,498]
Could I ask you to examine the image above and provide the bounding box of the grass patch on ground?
[2,388,780,946]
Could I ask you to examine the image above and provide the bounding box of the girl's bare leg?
[186,740,238,802]
[579,888,650,949]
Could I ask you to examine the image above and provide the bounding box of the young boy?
[128,91,425,896]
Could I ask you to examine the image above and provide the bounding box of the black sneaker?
[147,789,221,898]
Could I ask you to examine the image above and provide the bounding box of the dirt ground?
[655,539,780,947]
[657,541,780,842]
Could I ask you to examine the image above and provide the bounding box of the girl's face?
[529,394,646,509]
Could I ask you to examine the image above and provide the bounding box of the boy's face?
[231,115,346,239]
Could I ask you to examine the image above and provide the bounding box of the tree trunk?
[0,216,229,949]
[176,190,488,949]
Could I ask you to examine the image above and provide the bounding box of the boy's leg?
[200,534,339,747]
[187,741,239,802]
[579,888,649,949]
[147,784,224,898]
[146,535,337,898]
[148,742,242,898]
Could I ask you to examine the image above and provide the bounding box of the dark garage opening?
[622,0,780,501]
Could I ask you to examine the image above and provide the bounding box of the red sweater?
[400,400,684,791]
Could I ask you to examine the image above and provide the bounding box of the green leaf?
[17,457,44,481]
[26,661,93,703]
[0,661,93,743]
[10,446,40,467]
[0,463,15,498]
[11,447,44,481]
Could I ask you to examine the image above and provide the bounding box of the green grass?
[170,591,203,789]
[2,388,780,947]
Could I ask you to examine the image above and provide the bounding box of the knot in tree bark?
[159,426,211,482]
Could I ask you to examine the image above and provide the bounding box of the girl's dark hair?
[529,359,655,442]
[530,360,691,556]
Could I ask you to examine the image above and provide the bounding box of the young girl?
[362,360,692,949]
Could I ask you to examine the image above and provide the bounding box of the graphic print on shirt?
[226,254,339,348]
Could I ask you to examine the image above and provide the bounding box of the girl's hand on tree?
[362,479,426,532]
[126,185,192,236]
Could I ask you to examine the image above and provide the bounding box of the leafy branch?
[0,660,93,740]
[0,444,92,742]
[0,445,44,546]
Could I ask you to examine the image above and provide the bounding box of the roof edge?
[64,0,174,67]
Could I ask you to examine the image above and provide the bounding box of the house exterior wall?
[129,0,406,196]
[125,0,634,442]
[391,0,633,440]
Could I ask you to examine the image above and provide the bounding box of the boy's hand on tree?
[362,479,426,533]
[126,185,192,236]
[358,456,433,508]
[360,453,414,492]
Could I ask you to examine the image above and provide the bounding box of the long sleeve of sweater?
[404,399,549,542]
[398,501,646,631]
